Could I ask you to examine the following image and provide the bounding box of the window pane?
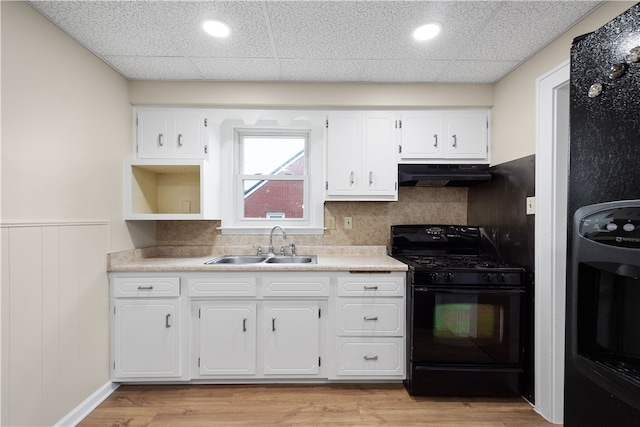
[241,136,305,175]
[243,179,304,219]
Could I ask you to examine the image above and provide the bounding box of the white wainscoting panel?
[1,222,110,426]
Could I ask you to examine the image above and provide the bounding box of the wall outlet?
[344,217,353,230]
[325,215,336,230]
[526,197,536,215]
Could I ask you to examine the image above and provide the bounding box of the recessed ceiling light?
[203,20,230,38]
[413,23,442,41]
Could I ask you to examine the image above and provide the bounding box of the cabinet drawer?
[335,337,404,377]
[188,277,257,297]
[336,299,404,336]
[263,276,329,297]
[113,277,180,298]
[337,274,404,297]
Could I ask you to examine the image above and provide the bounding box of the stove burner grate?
[406,255,512,270]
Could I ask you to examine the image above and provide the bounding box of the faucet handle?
[279,246,286,256]
[289,242,296,256]
[253,245,263,255]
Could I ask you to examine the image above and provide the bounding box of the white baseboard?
[54,381,120,427]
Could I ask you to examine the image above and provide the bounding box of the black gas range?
[391,224,526,397]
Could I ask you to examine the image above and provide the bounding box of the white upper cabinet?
[399,112,443,158]
[136,108,208,159]
[326,112,398,201]
[399,110,489,163]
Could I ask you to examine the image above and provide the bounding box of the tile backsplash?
[156,187,467,248]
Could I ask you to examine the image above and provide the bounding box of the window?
[238,132,307,220]
[218,115,324,234]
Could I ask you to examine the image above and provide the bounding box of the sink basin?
[205,255,268,264]
[205,255,316,265]
[264,256,317,264]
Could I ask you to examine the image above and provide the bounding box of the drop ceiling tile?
[434,60,521,83]
[26,0,606,83]
[29,1,180,56]
[192,58,281,81]
[266,1,383,59]
[362,60,449,83]
[145,1,275,58]
[279,59,364,82]
[104,56,203,80]
[458,2,600,61]
[368,1,502,60]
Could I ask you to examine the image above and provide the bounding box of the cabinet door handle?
[452,134,457,148]
[433,134,438,147]
[165,313,171,328]
[350,171,355,185]
[177,133,183,147]
[364,316,379,321]
[364,355,378,361]
[369,171,373,185]
[158,133,164,147]
[363,285,378,290]
[243,317,247,332]
[272,317,276,332]
[137,285,154,290]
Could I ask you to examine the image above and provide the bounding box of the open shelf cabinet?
[125,159,219,220]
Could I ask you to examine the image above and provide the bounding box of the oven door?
[411,286,524,365]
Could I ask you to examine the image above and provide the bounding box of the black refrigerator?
[565,3,640,426]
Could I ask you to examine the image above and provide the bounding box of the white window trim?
[218,112,325,234]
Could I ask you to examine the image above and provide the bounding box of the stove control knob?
[430,273,441,283]
[497,274,507,283]
[444,273,454,282]
[484,273,495,283]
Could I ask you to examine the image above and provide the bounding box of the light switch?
[325,215,336,230]
[526,197,536,215]
[344,217,353,229]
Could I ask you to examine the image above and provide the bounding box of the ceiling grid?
[28,0,603,83]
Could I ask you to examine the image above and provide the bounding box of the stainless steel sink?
[264,256,316,264]
[205,255,268,264]
[205,255,316,265]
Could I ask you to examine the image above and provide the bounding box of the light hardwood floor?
[79,384,555,426]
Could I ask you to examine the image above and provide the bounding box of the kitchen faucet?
[268,226,286,255]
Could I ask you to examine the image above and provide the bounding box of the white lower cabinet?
[263,302,320,375]
[197,302,257,376]
[333,273,405,380]
[111,276,186,381]
[336,337,404,376]
[110,271,405,383]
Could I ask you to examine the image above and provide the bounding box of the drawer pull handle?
[177,133,183,147]
[243,317,247,332]
[158,133,164,147]
[364,316,379,321]
[272,317,276,332]
[165,313,171,328]
[364,355,378,361]
[137,285,154,290]
[363,285,378,290]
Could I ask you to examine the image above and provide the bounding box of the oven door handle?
[414,287,524,295]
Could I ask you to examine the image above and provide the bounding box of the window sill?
[217,226,325,235]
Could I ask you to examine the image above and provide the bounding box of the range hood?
[398,164,491,187]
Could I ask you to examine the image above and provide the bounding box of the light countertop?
[108,245,408,273]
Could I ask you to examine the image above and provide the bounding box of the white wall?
[129,81,494,109]
[0,2,151,425]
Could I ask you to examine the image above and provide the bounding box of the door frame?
[534,60,570,424]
